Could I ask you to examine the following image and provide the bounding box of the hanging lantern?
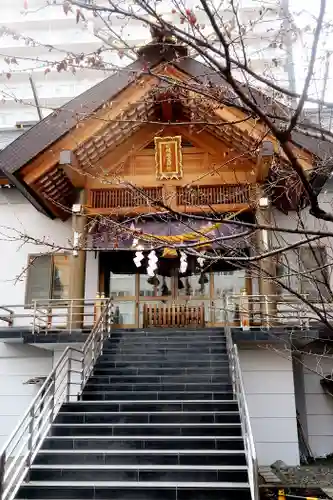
[198,273,209,285]
[147,275,160,287]
[178,277,184,290]
[161,277,170,296]
[185,277,192,296]
[198,273,208,294]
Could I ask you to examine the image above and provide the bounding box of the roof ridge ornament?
[137,24,188,63]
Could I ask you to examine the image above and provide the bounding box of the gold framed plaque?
[154,136,183,180]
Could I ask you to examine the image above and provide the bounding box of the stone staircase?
[16,328,252,500]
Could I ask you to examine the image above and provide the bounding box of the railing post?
[222,293,229,326]
[94,293,100,324]
[95,293,101,325]
[240,289,250,331]
[107,301,113,337]
[32,300,37,334]
[66,353,72,402]
[0,451,5,500]
[80,351,85,395]
[47,305,52,331]
[264,295,269,329]
[50,374,56,424]
[92,329,96,367]
[26,406,35,467]
[8,309,13,327]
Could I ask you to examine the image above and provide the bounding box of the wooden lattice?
[90,187,163,209]
[143,303,205,328]
[176,184,251,206]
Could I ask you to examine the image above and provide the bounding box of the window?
[298,247,331,302]
[275,251,298,294]
[25,254,70,305]
[275,247,331,302]
[110,273,135,297]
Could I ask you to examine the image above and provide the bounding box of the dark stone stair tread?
[55,410,240,424]
[104,349,227,352]
[61,401,236,412]
[58,409,238,415]
[84,382,229,388]
[45,435,243,440]
[43,442,245,451]
[81,391,232,395]
[88,376,230,383]
[53,421,240,426]
[34,450,247,466]
[29,469,248,483]
[20,481,250,488]
[51,423,241,435]
[99,352,227,357]
[31,465,247,470]
[96,362,228,366]
[93,367,230,373]
[36,449,246,455]
[16,490,251,500]
[81,392,233,401]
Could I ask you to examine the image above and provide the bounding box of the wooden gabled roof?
[0,39,331,219]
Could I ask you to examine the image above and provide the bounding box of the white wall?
[0,189,98,326]
[85,252,98,301]
[0,189,71,306]
[0,342,53,449]
[302,352,333,457]
[239,347,300,466]
[271,189,333,291]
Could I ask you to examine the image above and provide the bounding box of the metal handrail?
[0,294,332,331]
[0,298,113,500]
[225,293,325,329]
[223,297,259,500]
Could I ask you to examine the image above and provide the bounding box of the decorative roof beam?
[59,150,85,188]
[20,74,159,187]
[256,140,274,182]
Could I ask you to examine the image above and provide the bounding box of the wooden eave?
[0,51,325,219]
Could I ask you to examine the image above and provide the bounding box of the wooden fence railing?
[176,184,251,206]
[90,187,163,209]
[89,184,251,211]
[143,303,205,328]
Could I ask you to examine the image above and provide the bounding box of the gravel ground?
[274,461,333,487]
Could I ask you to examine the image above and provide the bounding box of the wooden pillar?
[256,141,276,326]
[256,191,276,326]
[67,190,87,330]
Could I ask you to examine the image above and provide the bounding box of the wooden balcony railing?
[176,184,251,206]
[143,303,205,328]
[89,184,251,212]
[90,187,163,209]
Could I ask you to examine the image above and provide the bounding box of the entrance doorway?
[98,251,248,328]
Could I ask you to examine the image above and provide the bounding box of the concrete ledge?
[0,326,322,344]
[231,327,319,345]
